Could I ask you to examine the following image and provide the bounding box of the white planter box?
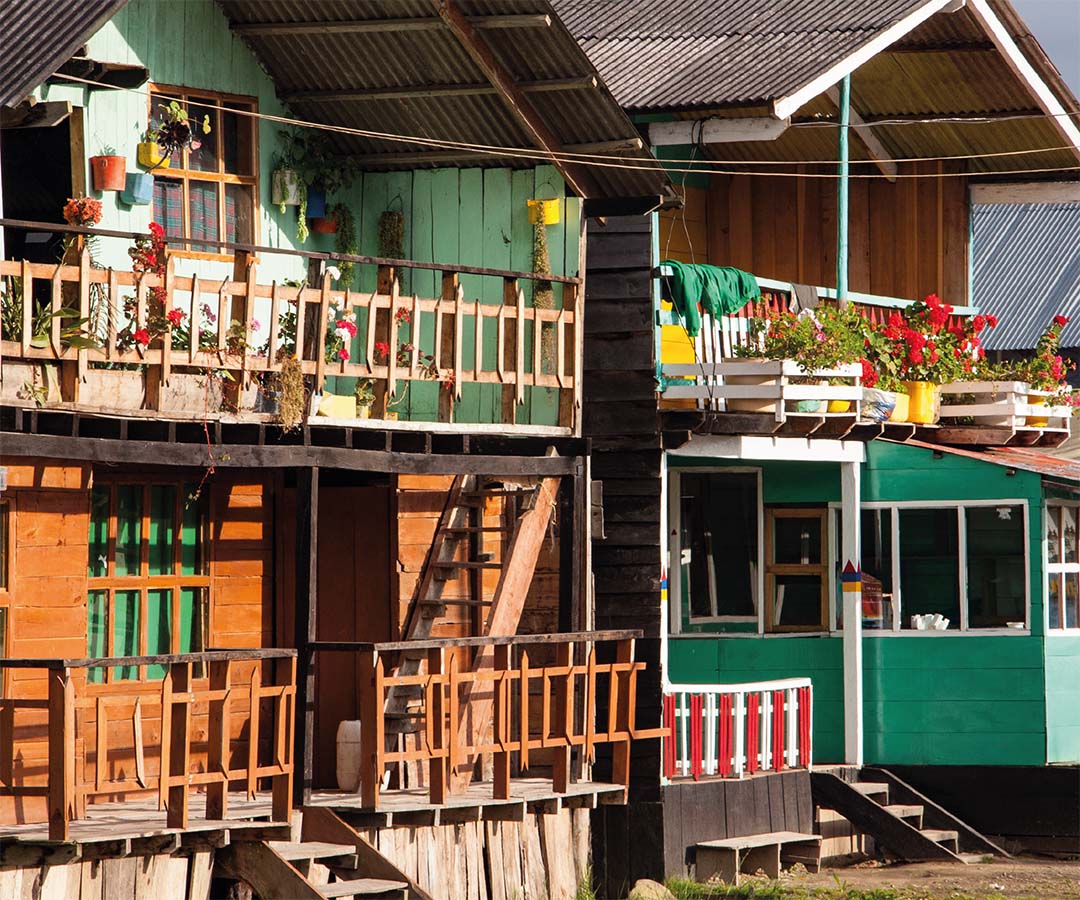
[939,380,1073,431]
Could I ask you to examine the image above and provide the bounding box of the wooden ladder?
[382,471,561,788]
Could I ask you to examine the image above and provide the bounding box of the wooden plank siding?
[675,165,970,305]
[0,459,275,826]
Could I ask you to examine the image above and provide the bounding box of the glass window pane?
[150,100,183,168]
[153,178,184,241]
[222,102,254,176]
[181,588,208,678]
[88,485,109,577]
[148,485,176,576]
[1050,574,1063,629]
[1064,507,1078,565]
[680,474,758,619]
[899,508,960,629]
[115,486,142,576]
[773,574,823,628]
[859,509,894,631]
[113,590,140,681]
[189,182,220,253]
[146,589,172,680]
[966,506,1026,629]
[181,486,205,576]
[186,100,218,173]
[225,183,254,245]
[774,516,822,565]
[87,589,108,684]
[1067,573,1080,630]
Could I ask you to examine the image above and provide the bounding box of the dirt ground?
[793,858,1080,899]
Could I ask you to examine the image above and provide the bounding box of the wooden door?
[313,486,392,787]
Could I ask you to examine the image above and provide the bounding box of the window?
[832,502,1029,632]
[677,473,758,622]
[766,509,828,632]
[1047,502,1080,630]
[149,86,257,257]
[87,480,209,682]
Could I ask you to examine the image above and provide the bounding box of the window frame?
[1045,500,1080,635]
[828,499,1031,635]
[667,468,764,633]
[764,507,830,634]
[147,83,259,262]
[87,475,212,682]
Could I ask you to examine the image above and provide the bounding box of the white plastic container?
[336,720,362,792]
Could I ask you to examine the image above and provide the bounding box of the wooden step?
[956,852,990,864]
[444,525,509,534]
[266,841,358,867]
[921,828,959,846]
[321,877,409,898]
[851,782,889,801]
[883,804,923,822]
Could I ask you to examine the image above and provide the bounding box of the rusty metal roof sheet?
[896,438,1080,484]
[0,0,129,107]
[973,202,1080,351]
[216,0,669,200]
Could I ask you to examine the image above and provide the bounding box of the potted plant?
[332,206,357,288]
[307,141,358,227]
[121,172,154,206]
[355,378,376,419]
[998,316,1076,426]
[89,146,126,191]
[272,130,307,210]
[149,100,210,159]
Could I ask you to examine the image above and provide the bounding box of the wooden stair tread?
[321,877,410,897]
[883,804,923,819]
[956,852,990,864]
[921,829,959,843]
[434,560,503,569]
[266,841,358,863]
[851,782,889,797]
[698,831,821,850]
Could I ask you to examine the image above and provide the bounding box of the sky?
[1012,0,1080,95]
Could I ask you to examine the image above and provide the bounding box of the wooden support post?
[438,272,458,422]
[47,668,75,841]
[428,648,448,806]
[552,642,573,794]
[166,662,191,829]
[492,644,510,800]
[293,466,318,806]
[271,655,296,822]
[206,659,230,819]
[611,640,633,788]
[247,665,261,801]
[358,648,383,809]
[558,281,582,429]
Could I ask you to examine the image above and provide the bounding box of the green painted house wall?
[667,441,1057,767]
[32,0,576,426]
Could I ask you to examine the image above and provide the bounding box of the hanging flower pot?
[527,198,560,225]
[309,214,339,235]
[272,169,302,206]
[90,154,126,191]
[903,380,938,424]
[306,188,327,220]
[121,172,154,206]
[137,141,170,169]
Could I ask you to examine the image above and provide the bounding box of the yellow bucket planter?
[527,199,560,225]
[1026,397,1050,428]
[827,399,852,413]
[903,380,938,424]
[137,141,170,169]
[888,391,910,423]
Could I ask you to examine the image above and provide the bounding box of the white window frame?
[1045,500,1080,635]
[828,499,1031,636]
[668,468,764,633]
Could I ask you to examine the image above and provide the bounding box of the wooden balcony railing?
[0,649,296,840]
[311,631,666,810]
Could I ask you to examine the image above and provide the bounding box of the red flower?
[394,307,412,325]
[1054,314,1070,327]
[166,308,184,327]
[337,348,350,362]
[925,294,941,308]
[973,315,986,333]
[149,222,164,238]
[986,314,998,328]
[133,328,150,346]
[908,347,924,365]
[373,341,390,362]
[860,358,878,388]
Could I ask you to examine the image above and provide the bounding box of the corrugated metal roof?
[0,0,129,107]
[972,203,1080,350]
[897,439,1080,484]
[216,0,669,200]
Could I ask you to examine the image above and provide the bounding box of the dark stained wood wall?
[582,214,667,895]
[700,163,970,305]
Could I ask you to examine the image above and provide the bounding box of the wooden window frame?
[87,476,210,683]
[765,508,829,634]
[147,83,259,262]
[1047,500,1080,633]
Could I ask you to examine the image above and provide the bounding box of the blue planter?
[306,188,326,219]
[121,172,154,206]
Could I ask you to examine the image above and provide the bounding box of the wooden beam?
[970,181,1080,204]
[0,100,71,129]
[431,0,594,198]
[345,138,642,168]
[283,76,596,104]
[825,87,898,182]
[293,466,318,806]
[648,116,788,146]
[232,14,550,36]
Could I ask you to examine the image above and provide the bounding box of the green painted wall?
[33,0,576,426]
[667,442,1053,766]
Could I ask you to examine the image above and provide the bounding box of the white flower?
[325,265,341,282]
[335,326,351,341]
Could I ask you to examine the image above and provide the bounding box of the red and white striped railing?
[662,678,813,781]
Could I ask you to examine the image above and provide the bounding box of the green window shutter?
[146,589,172,679]
[113,590,140,680]
[115,487,142,577]
[88,485,109,577]
[148,486,176,576]
[87,590,108,683]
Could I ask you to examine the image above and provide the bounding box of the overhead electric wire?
[49,72,1080,180]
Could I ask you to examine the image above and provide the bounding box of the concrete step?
[321,877,410,898]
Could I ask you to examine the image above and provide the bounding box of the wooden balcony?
[0,649,296,851]
[0,223,581,434]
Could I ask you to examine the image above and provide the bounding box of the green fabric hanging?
[661,260,761,337]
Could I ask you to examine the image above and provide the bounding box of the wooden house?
[557,0,1080,890]
[0,2,669,898]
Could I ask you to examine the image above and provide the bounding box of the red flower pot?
[90,155,127,191]
[309,215,339,235]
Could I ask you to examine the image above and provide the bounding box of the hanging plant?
[333,204,358,289]
[275,355,306,432]
[378,210,405,259]
[532,220,556,370]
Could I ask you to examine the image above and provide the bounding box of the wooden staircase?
[215,808,427,899]
[383,471,560,788]
[811,768,1009,864]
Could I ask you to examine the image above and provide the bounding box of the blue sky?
[1013,0,1080,95]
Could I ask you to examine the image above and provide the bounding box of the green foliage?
[378,210,405,259]
[736,304,866,374]
[333,204,358,289]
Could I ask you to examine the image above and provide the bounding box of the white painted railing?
[662,678,813,781]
